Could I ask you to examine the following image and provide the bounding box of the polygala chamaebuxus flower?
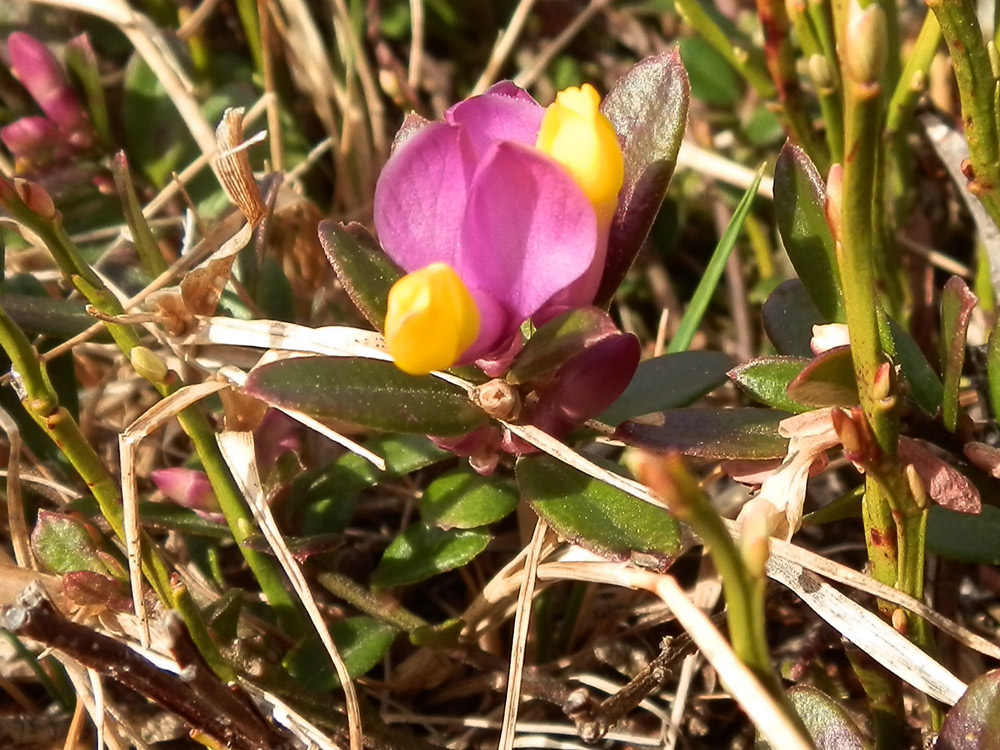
[373,82,625,376]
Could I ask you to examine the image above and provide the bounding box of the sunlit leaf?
[284,617,398,692]
[729,357,810,412]
[420,468,519,529]
[615,408,791,459]
[372,524,491,588]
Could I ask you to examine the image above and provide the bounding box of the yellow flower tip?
[385,263,480,376]
[535,83,624,216]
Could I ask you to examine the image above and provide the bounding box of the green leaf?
[729,357,810,412]
[668,167,764,353]
[927,505,1000,564]
[773,143,843,322]
[283,617,398,692]
[887,318,943,414]
[509,307,618,385]
[785,347,860,407]
[598,51,689,306]
[937,669,1000,750]
[941,277,978,432]
[677,36,742,107]
[598,351,733,425]
[517,454,680,571]
[615,408,791,459]
[372,524,491,588]
[31,511,110,577]
[762,280,825,357]
[420,468,519,529]
[244,357,486,436]
[757,686,871,750]
[0,292,106,341]
[318,221,403,331]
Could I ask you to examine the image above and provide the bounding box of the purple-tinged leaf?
[599,350,733,425]
[319,220,403,331]
[729,356,810,412]
[509,307,619,385]
[516,454,680,571]
[756,686,870,750]
[762,280,825,357]
[786,346,860,407]
[244,356,486,437]
[615,408,791,459]
[597,52,689,306]
[941,276,978,433]
[774,144,843,322]
[62,571,131,613]
[937,669,1000,750]
[898,438,980,514]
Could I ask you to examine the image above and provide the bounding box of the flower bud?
[825,164,843,243]
[844,2,888,86]
[129,345,169,382]
[739,501,772,580]
[7,32,89,135]
[535,84,624,220]
[807,54,835,92]
[385,263,480,375]
[13,178,56,218]
[151,467,219,513]
[0,117,58,164]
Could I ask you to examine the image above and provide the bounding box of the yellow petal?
[535,83,624,219]
[385,263,480,375]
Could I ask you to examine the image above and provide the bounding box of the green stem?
[673,0,778,98]
[0,180,306,638]
[885,11,942,138]
[316,572,426,632]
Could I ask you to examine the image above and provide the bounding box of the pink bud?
[7,32,89,136]
[0,116,58,163]
[151,467,219,513]
[253,410,301,468]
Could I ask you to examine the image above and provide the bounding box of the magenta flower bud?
[6,32,89,137]
[0,116,58,163]
[531,333,641,437]
[254,410,301,468]
[374,82,615,368]
[151,467,219,515]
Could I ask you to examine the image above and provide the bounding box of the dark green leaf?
[926,505,1000,564]
[517,454,680,571]
[757,686,870,750]
[244,357,485,436]
[598,351,733,425]
[598,51,689,305]
[420,468,519,529]
[318,221,403,331]
[615,408,791,459]
[786,347,859,407]
[762,280,825,357]
[887,318,942,414]
[773,144,843,322]
[677,36,742,107]
[729,357,810,412]
[509,308,618,385]
[0,292,106,340]
[937,669,1000,750]
[284,617,398,692]
[372,524,491,588]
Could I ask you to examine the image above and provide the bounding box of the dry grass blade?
[216,430,364,750]
[473,0,539,94]
[498,519,548,750]
[0,410,33,569]
[513,0,615,89]
[677,143,775,198]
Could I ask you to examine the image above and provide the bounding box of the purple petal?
[374,122,477,272]
[151,468,218,513]
[7,33,87,134]
[1,116,58,162]
[459,141,598,323]
[445,83,544,158]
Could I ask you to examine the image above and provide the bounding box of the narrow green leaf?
[372,524,491,588]
[283,617,398,692]
[668,167,765,353]
[244,357,486,436]
[927,505,1000,564]
[762,280,825,356]
[887,318,943,414]
[773,143,843,322]
[729,357,810,412]
[598,350,733,425]
[318,221,403,331]
[517,454,680,571]
[615,407,791,459]
[786,347,860,407]
[420,469,519,529]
